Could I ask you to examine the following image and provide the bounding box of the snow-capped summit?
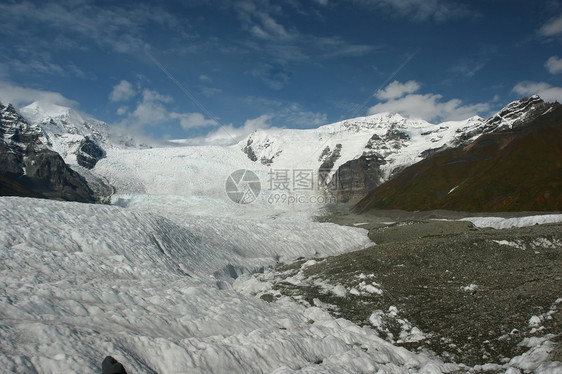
[483,95,553,132]
[0,102,44,147]
[19,101,149,169]
[0,103,97,202]
[4,95,557,208]
[19,101,110,169]
[240,111,485,171]
[238,111,488,201]
[238,97,559,202]
[21,101,110,138]
[354,98,562,212]
[318,112,433,134]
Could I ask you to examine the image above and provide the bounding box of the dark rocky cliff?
[0,103,96,203]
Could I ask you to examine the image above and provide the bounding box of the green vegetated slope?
[354,105,562,212]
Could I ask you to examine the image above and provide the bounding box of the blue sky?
[0,0,561,142]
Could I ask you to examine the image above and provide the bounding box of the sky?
[0,0,561,143]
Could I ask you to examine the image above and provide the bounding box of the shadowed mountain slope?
[353,104,562,212]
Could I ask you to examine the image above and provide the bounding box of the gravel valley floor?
[248,210,562,370]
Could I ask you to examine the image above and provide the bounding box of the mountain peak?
[3,103,20,115]
[505,95,544,110]
[1,103,37,133]
[0,102,44,152]
[21,101,74,125]
[483,95,554,131]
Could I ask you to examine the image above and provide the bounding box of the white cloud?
[249,62,292,90]
[242,114,273,131]
[110,80,137,102]
[545,56,562,75]
[114,88,172,128]
[539,14,562,37]
[368,81,491,122]
[188,114,275,146]
[130,101,168,127]
[315,36,377,59]
[221,1,377,73]
[375,80,420,100]
[512,81,562,102]
[0,82,77,108]
[275,104,327,128]
[170,112,218,129]
[118,87,220,134]
[124,89,172,127]
[116,106,128,116]
[141,89,173,104]
[8,58,65,76]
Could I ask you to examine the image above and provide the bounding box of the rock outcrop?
[0,102,96,202]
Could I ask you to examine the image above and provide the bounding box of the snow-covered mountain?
[2,95,556,209]
[20,101,110,169]
[238,96,554,201]
[354,100,562,212]
[0,103,96,202]
[93,113,469,217]
[241,113,484,188]
[0,101,151,202]
[19,101,147,169]
[481,94,556,133]
[83,95,560,211]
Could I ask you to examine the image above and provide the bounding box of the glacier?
[2,196,558,373]
[0,196,456,373]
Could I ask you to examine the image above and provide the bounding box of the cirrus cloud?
[352,0,471,22]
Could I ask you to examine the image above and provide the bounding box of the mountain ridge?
[240,96,555,203]
[240,111,487,201]
[1,95,558,211]
[353,99,562,212]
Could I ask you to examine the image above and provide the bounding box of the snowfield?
[461,215,562,229]
[94,144,327,221]
[1,196,455,373]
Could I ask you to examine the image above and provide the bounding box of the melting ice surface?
[1,196,446,373]
[1,140,561,373]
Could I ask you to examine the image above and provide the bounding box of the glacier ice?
[1,197,453,373]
